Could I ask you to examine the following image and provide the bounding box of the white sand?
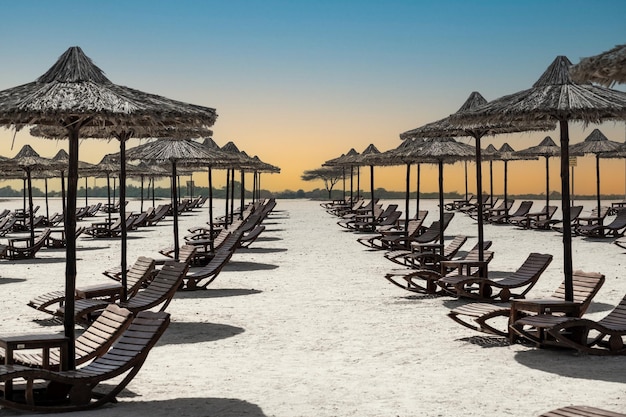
[0,197,625,416]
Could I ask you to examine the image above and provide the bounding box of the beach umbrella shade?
[516,136,560,208]
[483,144,498,206]
[0,46,217,369]
[485,143,536,217]
[451,55,626,301]
[570,44,626,87]
[0,145,65,246]
[50,149,95,217]
[569,128,623,217]
[325,148,360,204]
[124,138,229,259]
[351,144,382,227]
[403,137,475,245]
[371,138,426,231]
[400,91,552,262]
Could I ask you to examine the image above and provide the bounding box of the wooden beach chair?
[384,235,467,269]
[437,252,553,302]
[547,205,584,232]
[490,201,533,224]
[572,206,610,234]
[447,270,605,338]
[28,256,156,315]
[183,231,244,290]
[1,305,133,370]
[384,246,494,295]
[0,228,51,260]
[56,260,188,323]
[538,405,626,417]
[0,311,170,412]
[577,208,626,238]
[511,290,626,355]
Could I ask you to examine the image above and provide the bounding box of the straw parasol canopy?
[352,144,381,226]
[452,55,626,301]
[570,44,626,87]
[123,138,230,259]
[485,143,537,216]
[516,136,560,208]
[401,91,554,261]
[403,137,475,244]
[569,128,623,217]
[0,145,65,246]
[0,46,217,369]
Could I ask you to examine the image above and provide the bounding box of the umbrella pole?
[464,160,469,202]
[140,176,144,213]
[208,167,214,237]
[596,154,601,222]
[45,178,50,224]
[240,170,245,219]
[438,160,444,245]
[27,169,35,248]
[230,169,235,224]
[64,126,80,371]
[22,178,26,216]
[151,177,156,208]
[559,120,573,301]
[546,156,550,208]
[504,161,508,221]
[342,167,346,201]
[474,135,485,262]
[113,177,116,206]
[489,161,493,209]
[370,165,375,228]
[350,166,353,203]
[356,166,360,199]
[171,160,180,260]
[571,165,575,206]
[106,173,112,229]
[224,169,230,229]
[416,164,421,218]
[119,135,128,301]
[85,177,88,206]
[189,174,193,199]
[405,163,410,232]
[61,171,66,218]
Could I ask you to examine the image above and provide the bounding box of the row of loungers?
[326,197,626,414]
[0,198,277,411]
[325,198,626,356]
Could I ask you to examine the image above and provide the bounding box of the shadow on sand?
[223,261,279,271]
[236,247,288,254]
[158,321,245,345]
[177,288,263,299]
[86,395,268,416]
[0,277,27,285]
[514,348,626,383]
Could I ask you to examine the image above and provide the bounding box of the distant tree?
[301,166,344,199]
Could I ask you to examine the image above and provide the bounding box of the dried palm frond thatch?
[570,44,626,87]
[451,55,626,302]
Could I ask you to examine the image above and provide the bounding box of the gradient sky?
[1,0,625,196]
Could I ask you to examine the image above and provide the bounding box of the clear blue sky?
[0,0,625,193]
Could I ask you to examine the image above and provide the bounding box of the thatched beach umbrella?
[50,149,95,217]
[452,55,626,301]
[401,91,552,261]
[325,148,360,204]
[483,144,498,206]
[485,143,536,217]
[124,138,227,260]
[352,144,382,226]
[516,136,560,209]
[404,137,475,245]
[570,44,626,87]
[569,128,623,217]
[0,46,217,369]
[0,145,64,246]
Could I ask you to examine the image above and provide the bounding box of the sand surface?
[0,197,625,416]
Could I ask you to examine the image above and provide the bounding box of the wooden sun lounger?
[0,311,170,412]
[512,289,626,355]
[29,256,156,315]
[547,205,584,232]
[183,231,244,290]
[2,305,132,370]
[539,405,626,417]
[384,247,494,295]
[0,228,51,260]
[384,235,467,269]
[56,260,187,323]
[437,252,553,302]
[448,270,605,338]
[577,208,626,238]
[490,201,533,224]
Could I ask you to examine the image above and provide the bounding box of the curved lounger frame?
[0,311,169,412]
